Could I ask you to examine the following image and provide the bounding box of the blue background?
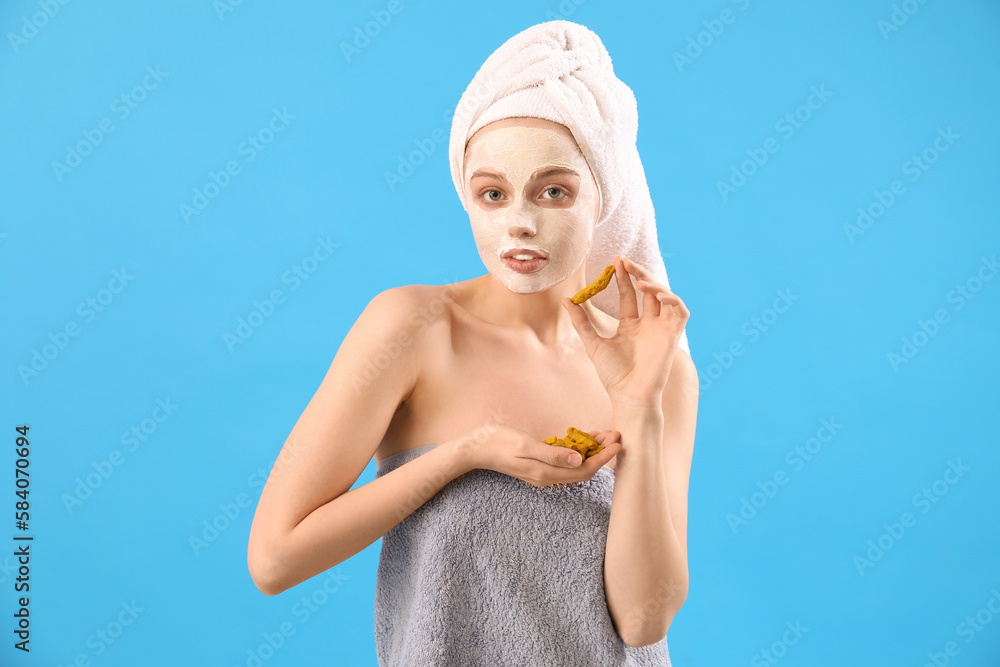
[2,0,999,665]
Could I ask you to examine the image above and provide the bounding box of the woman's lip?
[501,250,548,259]
[503,256,547,273]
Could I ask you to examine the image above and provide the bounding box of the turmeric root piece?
[571,264,615,304]
[544,426,605,460]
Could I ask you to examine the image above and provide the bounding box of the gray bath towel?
[373,444,673,666]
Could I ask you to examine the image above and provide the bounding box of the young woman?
[248,21,697,666]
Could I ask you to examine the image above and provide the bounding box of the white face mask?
[463,123,600,294]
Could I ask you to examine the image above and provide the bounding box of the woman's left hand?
[562,255,689,407]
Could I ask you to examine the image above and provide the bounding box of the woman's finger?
[655,292,689,317]
[544,439,622,483]
[624,259,660,318]
[635,279,669,296]
[532,433,623,478]
[647,288,682,313]
[623,257,654,280]
[561,296,604,359]
[536,442,584,467]
[634,279,686,324]
[588,429,609,442]
[635,280,668,319]
[655,292,691,340]
[577,439,621,473]
[614,255,639,320]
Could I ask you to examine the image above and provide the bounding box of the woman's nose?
[505,201,537,235]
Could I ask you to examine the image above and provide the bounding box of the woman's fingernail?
[567,452,580,465]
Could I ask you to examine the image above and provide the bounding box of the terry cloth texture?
[448,19,690,356]
[373,444,672,667]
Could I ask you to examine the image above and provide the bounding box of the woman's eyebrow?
[469,168,507,182]
[469,166,580,181]
[530,166,579,180]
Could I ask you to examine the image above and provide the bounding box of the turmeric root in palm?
[544,426,605,460]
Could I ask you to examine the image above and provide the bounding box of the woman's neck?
[462,271,606,347]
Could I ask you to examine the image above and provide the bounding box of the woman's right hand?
[448,423,622,487]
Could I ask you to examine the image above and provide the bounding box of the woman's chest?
[378,311,618,468]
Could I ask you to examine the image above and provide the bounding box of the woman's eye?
[484,189,503,202]
[544,187,565,199]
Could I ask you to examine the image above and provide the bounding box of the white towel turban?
[448,19,690,356]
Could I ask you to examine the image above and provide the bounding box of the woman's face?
[463,117,600,294]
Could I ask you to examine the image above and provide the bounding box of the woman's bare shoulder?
[379,281,468,311]
[367,282,467,340]
[371,281,461,306]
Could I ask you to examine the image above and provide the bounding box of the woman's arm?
[247,286,465,596]
[603,349,698,647]
[252,432,476,595]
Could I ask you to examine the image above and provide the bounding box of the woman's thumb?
[562,298,600,356]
